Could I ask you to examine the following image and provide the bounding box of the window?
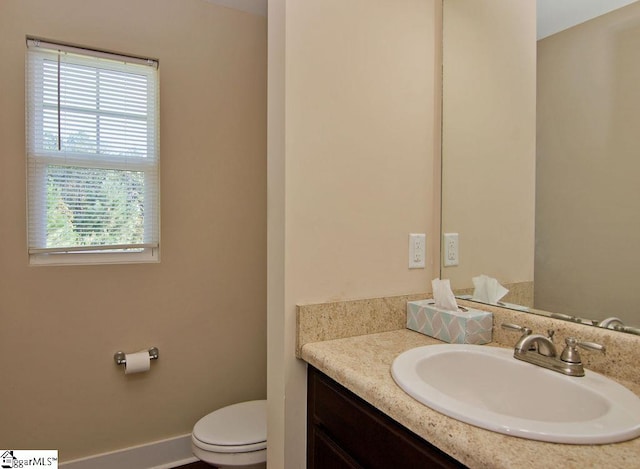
[26,39,159,265]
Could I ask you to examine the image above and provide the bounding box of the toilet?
[191,400,267,468]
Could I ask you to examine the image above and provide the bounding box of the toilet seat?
[192,438,266,454]
[192,400,267,454]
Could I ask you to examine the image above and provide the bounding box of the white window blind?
[26,39,159,262]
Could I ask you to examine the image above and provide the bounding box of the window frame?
[25,38,160,266]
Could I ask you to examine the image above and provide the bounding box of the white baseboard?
[60,434,198,469]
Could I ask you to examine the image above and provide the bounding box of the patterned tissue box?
[407,300,493,344]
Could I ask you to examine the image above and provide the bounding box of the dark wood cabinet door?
[307,366,467,469]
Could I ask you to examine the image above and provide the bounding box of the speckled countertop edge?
[301,329,640,469]
[298,295,640,469]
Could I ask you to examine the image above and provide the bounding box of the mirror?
[441,0,640,335]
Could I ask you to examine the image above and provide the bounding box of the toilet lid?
[193,400,266,451]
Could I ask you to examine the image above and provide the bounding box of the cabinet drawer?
[310,425,363,469]
[307,366,467,469]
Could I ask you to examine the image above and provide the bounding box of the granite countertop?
[300,328,640,469]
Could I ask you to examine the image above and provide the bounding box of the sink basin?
[391,344,640,444]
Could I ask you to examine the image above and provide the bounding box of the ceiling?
[203,0,638,40]
[537,0,638,39]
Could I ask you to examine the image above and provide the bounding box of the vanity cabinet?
[307,366,467,469]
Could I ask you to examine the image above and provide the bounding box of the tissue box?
[407,300,493,344]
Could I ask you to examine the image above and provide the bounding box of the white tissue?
[431,278,458,312]
[124,351,151,374]
[472,274,509,304]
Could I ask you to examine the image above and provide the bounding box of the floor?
[176,462,215,469]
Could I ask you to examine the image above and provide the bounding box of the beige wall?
[536,2,640,325]
[441,0,536,290]
[268,0,441,467]
[0,0,266,461]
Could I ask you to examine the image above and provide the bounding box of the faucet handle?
[501,323,534,350]
[577,340,606,354]
[501,323,531,335]
[560,337,606,364]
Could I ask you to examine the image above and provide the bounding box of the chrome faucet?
[515,332,557,358]
[502,323,556,356]
[599,317,625,329]
[501,323,606,377]
[598,317,640,336]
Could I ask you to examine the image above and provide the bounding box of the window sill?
[29,247,159,266]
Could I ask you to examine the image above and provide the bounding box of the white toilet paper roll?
[124,351,151,374]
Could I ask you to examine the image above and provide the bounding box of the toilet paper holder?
[113,347,159,366]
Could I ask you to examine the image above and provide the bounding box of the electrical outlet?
[409,233,426,269]
[443,233,459,266]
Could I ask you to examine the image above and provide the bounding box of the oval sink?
[391,344,640,444]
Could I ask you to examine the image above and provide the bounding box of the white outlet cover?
[444,232,459,267]
[409,233,426,269]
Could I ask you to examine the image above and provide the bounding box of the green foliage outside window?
[46,165,145,248]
